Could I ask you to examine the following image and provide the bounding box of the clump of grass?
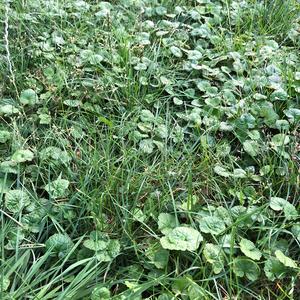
[231,0,300,41]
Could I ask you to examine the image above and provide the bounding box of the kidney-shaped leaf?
[44,178,70,199]
[20,89,38,105]
[95,240,120,262]
[270,197,288,210]
[84,239,108,251]
[271,134,290,147]
[187,50,202,61]
[160,226,203,251]
[199,216,226,235]
[170,46,183,58]
[0,275,10,291]
[264,257,289,281]
[203,243,224,274]
[140,109,155,123]
[233,257,260,281]
[139,139,154,154]
[214,165,231,177]
[0,104,19,115]
[40,146,71,164]
[0,130,11,143]
[0,178,13,193]
[158,213,177,235]
[291,224,300,241]
[11,149,34,163]
[239,238,262,261]
[270,197,297,220]
[5,190,31,213]
[275,250,298,269]
[45,233,74,258]
[243,140,260,157]
[91,286,111,300]
[146,242,169,269]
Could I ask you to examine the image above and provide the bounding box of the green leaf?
[40,146,71,164]
[233,257,260,281]
[21,208,45,233]
[172,276,191,294]
[199,216,225,235]
[219,122,233,131]
[0,130,11,143]
[84,239,108,251]
[291,224,300,241]
[136,32,150,45]
[0,178,13,193]
[132,208,146,223]
[158,213,177,234]
[232,168,247,178]
[0,275,10,291]
[275,250,298,269]
[95,2,112,18]
[170,46,182,58]
[160,226,203,251]
[173,97,183,105]
[264,257,289,281]
[271,134,290,147]
[95,239,120,262]
[203,243,224,274]
[91,286,111,300]
[253,93,267,100]
[271,89,288,101]
[158,294,173,300]
[270,197,288,210]
[172,125,184,143]
[275,120,289,131]
[214,207,232,225]
[156,6,167,16]
[0,161,18,174]
[271,239,289,254]
[155,124,168,139]
[45,233,74,258]
[39,113,51,124]
[89,54,104,65]
[5,190,31,213]
[196,80,211,92]
[260,165,271,176]
[270,197,297,220]
[63,100,82,107]
[243,140,260,157]
[213,165,231,177]
[140,110,155,123]
[187,281,206,300]
[11,149,34,163]
[146,243,169,269]
[20,89,38,105]
[161,77,171,87]
[84,231,120,262]
[283,203,298,220]
[239,238,262,261]
[138,123,152,133]
[187,50,202,61]
[134,62,148,71]
[0,104,19,115]
[80,49,94,61]
[139,139,154,154]
[44,178,70,198]
[284,108,300,123]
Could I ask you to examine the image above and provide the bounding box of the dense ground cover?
[1,0,300,299]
